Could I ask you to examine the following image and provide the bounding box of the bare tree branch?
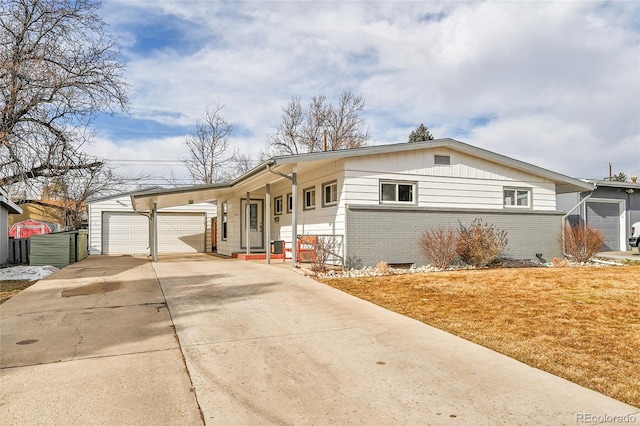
[0,0,128,188]
[182,104,237,184]
[266,89,370,157]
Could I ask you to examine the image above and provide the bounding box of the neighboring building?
[1,187,22,264]
[88,191,217,255]
[9,200,67,232]
[9,219,54,238]
[130,139,592,266]
[557,179,640,251]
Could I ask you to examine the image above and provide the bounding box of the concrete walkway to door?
[153,254,638,425]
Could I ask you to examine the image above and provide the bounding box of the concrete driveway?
[2,254,638,425]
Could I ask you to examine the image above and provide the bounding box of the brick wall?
[345,205,565,267]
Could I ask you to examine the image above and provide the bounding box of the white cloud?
[95,0,639,183]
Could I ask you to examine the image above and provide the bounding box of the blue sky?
[92,0,640,185]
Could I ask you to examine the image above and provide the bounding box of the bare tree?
[182,104,236,184]
[0,0,128,188]
[40,164,147,229]
[266,89,370,156]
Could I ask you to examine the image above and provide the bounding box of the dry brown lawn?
[318,266,640,408]
[0,280,34,304]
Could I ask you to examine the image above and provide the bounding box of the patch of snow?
[0,265,59,281]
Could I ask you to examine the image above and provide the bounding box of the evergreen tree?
[408,124,434,142]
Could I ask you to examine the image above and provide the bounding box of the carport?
[130,159,303,266]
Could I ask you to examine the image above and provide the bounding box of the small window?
[303,187,316,210]
[274,196,283,215]
[380,181,415,203]
[322,181,338,207]
[504,188,530,208]
[221,202,228,240]
[434,155,450,165]
[286,193,293,213]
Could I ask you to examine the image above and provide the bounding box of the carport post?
[265,184,271,264]
[152,201,158,262]
[291,167,298,268]
[246,191,250,255]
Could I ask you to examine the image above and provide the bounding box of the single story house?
[129,138,592,267]
[88,190,217,255]
[557,179,640,251]
[1,187,22,264]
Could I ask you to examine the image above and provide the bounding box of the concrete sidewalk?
[0,256,202,426]
[153,254,638,425]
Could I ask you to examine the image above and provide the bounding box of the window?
[303,187,316,210]
[274,196,283,215]
[503,188,530,208]
[221,202,228,240]
[322,181,338,207]
[380,181,415,203]
[286,193,293,213]
[434,155,450,165]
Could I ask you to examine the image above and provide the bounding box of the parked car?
[630,221,640,249]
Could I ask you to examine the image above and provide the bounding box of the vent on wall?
[434,155,450,165]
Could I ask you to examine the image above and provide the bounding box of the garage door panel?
[102,212,205,255]
[102,213,149,255]
[157,214,205,254]
[586,202,620,251]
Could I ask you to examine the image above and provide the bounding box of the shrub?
[375,261,391,275]
[418,227,458,269]
[309,235,340,273]
[456,219,508,268]
[562,223,605,263]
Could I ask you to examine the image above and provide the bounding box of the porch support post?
[151,201,158,262]
[246,191,251,254]
[291,167,298,268]
[265,184,271,264]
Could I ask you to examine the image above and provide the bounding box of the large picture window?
[322,181,338,207]
[380,181,415,203]
[503,188,531,208]
[303,187,316,210]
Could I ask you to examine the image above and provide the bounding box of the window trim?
[379,180,417,204]
[322,180,338,207]
[303,186,316,211]
[503,187,532,209]
[274,196,283,215]
[286,193,293,213]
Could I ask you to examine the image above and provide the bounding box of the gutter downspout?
[561,192,593,257]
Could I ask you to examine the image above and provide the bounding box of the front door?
[240,199,264,249]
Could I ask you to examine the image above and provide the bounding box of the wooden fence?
[8,238,30,264]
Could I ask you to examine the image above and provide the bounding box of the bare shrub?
[375,261,390,275]
[562,223,605,263]
[456,219,509,268]
[552,257,570,268]
[309,235,340,273]
[418,228,458,269]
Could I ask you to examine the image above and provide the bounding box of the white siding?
[344,148,557,211]
[88,194,216,255]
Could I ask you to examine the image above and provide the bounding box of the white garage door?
[102,212,205,255]
[157,213,206,254]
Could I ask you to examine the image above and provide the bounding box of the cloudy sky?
[92,0,640,186]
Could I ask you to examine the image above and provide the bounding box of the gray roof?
[131,138,594,212]
[0,187,22,214]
